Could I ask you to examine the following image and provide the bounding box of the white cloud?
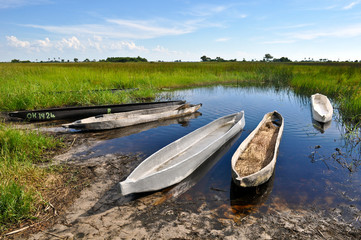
[187,4,230,17]
[343,1,360,10]
[56,36,84,51]
[109,41,147,52]
[25,18,196,40]
[36,37,51,48]
[6,35,30,48]
[107,19,193,38]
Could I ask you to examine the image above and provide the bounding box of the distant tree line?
[100,56,148,63]
[200,55,237,62]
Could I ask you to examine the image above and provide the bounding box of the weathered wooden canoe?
[231,111,284,187]
[8,100,185,121]
[119,111,245,196]
[63,103,202,130]
[311,93,333,123]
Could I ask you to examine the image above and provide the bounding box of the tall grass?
[0,123,62,231]
[1,61,361,120]
[0,62,292,110]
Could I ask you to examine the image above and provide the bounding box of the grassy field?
[1,61,361,232]
[1,61,360,120]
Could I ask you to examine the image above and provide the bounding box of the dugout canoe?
[311,93,333,123]
[63,103,202,130]
[8,100,185,121]
[231,111,284,187]
[119,111,245,196]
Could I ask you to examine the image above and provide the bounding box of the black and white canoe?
[8,100,185,121]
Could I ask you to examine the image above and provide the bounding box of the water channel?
[66,85,360,220]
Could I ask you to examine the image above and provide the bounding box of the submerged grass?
[0,123,62,231]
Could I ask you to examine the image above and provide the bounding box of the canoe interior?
[76,104,197,124]
[127,113,242,181]
[234,115,280,177]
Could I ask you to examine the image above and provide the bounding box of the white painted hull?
[63,103,202,130]
[231,111,284,187]
[119,111,245,195]
[311,93,333,123]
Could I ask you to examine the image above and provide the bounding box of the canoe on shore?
[63,103,202,130]
[119,111,245,196]
[311,93,333,123]
[231,111,284,187]
[8,100,185,121]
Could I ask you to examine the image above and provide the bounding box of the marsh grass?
[0,123,62,231]
[1,62,361,120]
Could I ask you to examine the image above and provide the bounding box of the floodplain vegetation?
[1,61,361,234]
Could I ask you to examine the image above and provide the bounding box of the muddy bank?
[1,137,354,240]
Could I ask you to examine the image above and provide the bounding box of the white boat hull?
[231,111,284,187]
[311,93,333,123]
[119,111,245,195]
[63,103,202,130]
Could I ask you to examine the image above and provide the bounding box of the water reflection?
[312,119,332,133]
[230,173,274,220]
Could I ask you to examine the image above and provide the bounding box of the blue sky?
[1,0,361,62]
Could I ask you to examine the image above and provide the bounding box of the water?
[72,85,361,218]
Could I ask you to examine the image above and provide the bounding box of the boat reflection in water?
[230,172,274,221]
[80,112,202,141]
[155,131,243,205]
[312,119,332,134]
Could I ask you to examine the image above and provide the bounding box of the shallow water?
[71,86,361,218]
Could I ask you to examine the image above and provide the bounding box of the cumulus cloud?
[57,36,84,50]
[109,41,148,52]
[6,35,30,48]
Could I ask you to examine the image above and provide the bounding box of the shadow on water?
[82,131,243,216]
[230,173,275,221]
[312,119,332,133]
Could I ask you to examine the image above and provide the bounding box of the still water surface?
[73,86,360,217]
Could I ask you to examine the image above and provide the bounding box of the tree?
[74,58,78,62]
[264,53,273,62]
[200,55,211,62]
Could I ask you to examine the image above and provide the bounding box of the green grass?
[0,123,62,231]
[3,61,361,120]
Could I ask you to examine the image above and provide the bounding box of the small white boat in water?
[231,111,284,187]
[63,103,202,130]
[119,111,245,196]
[311,93,333,123]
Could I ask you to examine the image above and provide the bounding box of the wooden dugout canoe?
[119,111,245,196]
[63,103,202,130]
[311,93,333,123]
[8,100,185,121]
[231,111,284,187]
